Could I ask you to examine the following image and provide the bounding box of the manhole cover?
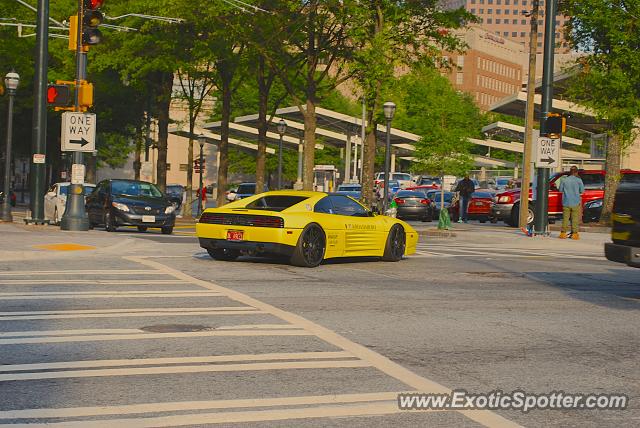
[140,324,212,333]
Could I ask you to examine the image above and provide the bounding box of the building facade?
[440,0,570,53]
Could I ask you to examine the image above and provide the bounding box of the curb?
[417,229,457,238]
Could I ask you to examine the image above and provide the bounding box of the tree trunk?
[302,99,316,190]
[360,127,377,208]
[255,58,268,193]
[216,75,232,207]
[184,122,194,218]
[599,133,622,223]
[155,72,173,193]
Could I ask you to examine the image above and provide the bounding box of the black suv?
[86,179,176,234]
[605,182,640,268]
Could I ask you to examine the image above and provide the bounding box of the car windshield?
[60,185,95,196]
[580,173,605,189]
[496,178,510,186]
[418,177,440,185]
[337,185,361,191]
[396,190,426,198]
[166,185,183,195]
[112,181,163,197]
[621,174,640,184]
[245,195,308,212]
[473,192,493,199]
[392,173,412,181]
[432,193,453,203]
[237,184,256,194]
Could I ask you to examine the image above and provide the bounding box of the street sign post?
[61,112,96,152]
[535,137,560,168]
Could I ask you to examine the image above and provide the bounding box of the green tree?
[562,0,640,222]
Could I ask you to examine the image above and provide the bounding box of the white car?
[374,172,413,189]
[225,187,238,202]
[44,182,96,224]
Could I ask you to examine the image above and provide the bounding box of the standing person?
[455,175,475,223]
[558,166,585,240]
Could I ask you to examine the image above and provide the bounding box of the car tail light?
[419,199,429,204]
[394,198,405,205]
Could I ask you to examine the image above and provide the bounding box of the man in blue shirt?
[558,166,585,240]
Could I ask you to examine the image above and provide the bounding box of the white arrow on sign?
[61,112,97,152]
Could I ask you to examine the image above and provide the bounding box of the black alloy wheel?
[291,224,326,267]
[382,224,406,262]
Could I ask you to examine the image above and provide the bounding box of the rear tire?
[290,223,326,267]
[137,226,147,232]
[207,248,240,261]
[382,224,406,262]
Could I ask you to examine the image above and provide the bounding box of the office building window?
[497,0,501,3]
[512,31,517,37]
[513,19,518,24]
[456,72,463,85]
[555,32,560,38]
[166,164,171,171]
[522,0,527,4]
[480,8,484,13]
[521,19,527,24]
[538,19,542,25]
[537,41,542,47]
[520,31,526,37]
[487,18,493,23]
[494,18,499,23]
[471,0,476,3]
[513,9,518,14]
[488,0,493,3]
[488,8,492,13]
[503,31,509,36]
[505,0,510,3]
[538,32,542,37]
[555,20,560,26]
[471,8,476,13]
[496,8,501,14]
[505,9,510,14]
[457,55,464,67]
[514,0,518,3]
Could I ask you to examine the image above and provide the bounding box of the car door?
[328,195,382,255]
[87,181,107,223]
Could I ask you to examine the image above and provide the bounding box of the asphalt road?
[0,220,638,427]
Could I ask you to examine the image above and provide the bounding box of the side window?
[314,196,334,214]
[329,195,367,217]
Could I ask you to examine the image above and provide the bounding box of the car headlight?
[165,205,176,214]
[497,196,512,203]
[111,202,130,212]
[587,200,603,209]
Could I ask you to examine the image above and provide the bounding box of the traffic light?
[545,113,566,136]
[82,0,104,46]
[47,84,72,107]
[78,81,94,109]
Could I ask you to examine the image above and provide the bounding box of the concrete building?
[439,0,570,53]
[442,26,526,110]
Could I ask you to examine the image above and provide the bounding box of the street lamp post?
[276,119,287,190]
[197,134,205,217]
[382,102,396,215]
[1,71,19,223]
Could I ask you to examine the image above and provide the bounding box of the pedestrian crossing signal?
[47,84,72,107]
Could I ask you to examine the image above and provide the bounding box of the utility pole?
[26,0,49,225]
[60,0,91,230]
[533,0,558,235]
[519,0,540,230]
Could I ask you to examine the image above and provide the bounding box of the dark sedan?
[583,199,603,223]
[430,191,454,218]
[86,179,176,234]
[393,190,432,221]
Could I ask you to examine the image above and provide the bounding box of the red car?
[450,190,495,223]
[492,169,640,226]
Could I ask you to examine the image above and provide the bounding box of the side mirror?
[46,191,56,197]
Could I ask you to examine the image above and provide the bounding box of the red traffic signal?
[47,84,72,107]
[82,0,104,46]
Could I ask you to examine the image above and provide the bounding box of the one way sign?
[61,112,96,152]
[535,136,560,168]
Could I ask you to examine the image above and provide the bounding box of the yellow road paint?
[33,243,96,251]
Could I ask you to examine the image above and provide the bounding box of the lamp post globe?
[382,101,396,215]
[276,120,287,190]
[1,71,20,222]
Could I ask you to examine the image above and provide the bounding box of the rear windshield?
[418,177,441,185]
[396,191,426,198]
[496,178,510,185]
[392,173,412,181]
[473,192,493,199]
[112,181,163,197]
[338,185,361,191]
[621,173,640,184]
[432,193,453,202]
[245,195,307,212]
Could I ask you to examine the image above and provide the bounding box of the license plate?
[142,215,155,223]
[226,230,244,241]
[475,202,484,206]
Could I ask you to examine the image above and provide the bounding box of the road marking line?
[0,291,224,300]
[32,244,97,251]
[129,256,521,428]
[0,311,267,321]
[215,324,298,330]
[0,360,370,382]
[0,329,310,345]
[0,280,188,285]
[0,391,397,419]
[0,270,167,276]
[0,351,353,373]
[0,306,256,316]
[0,329,143,338]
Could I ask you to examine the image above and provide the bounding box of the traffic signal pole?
[533,0,557,235]
[27,0,49,224]
[60,0,90,231]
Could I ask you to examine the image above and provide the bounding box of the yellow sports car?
[196,190,418,267]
